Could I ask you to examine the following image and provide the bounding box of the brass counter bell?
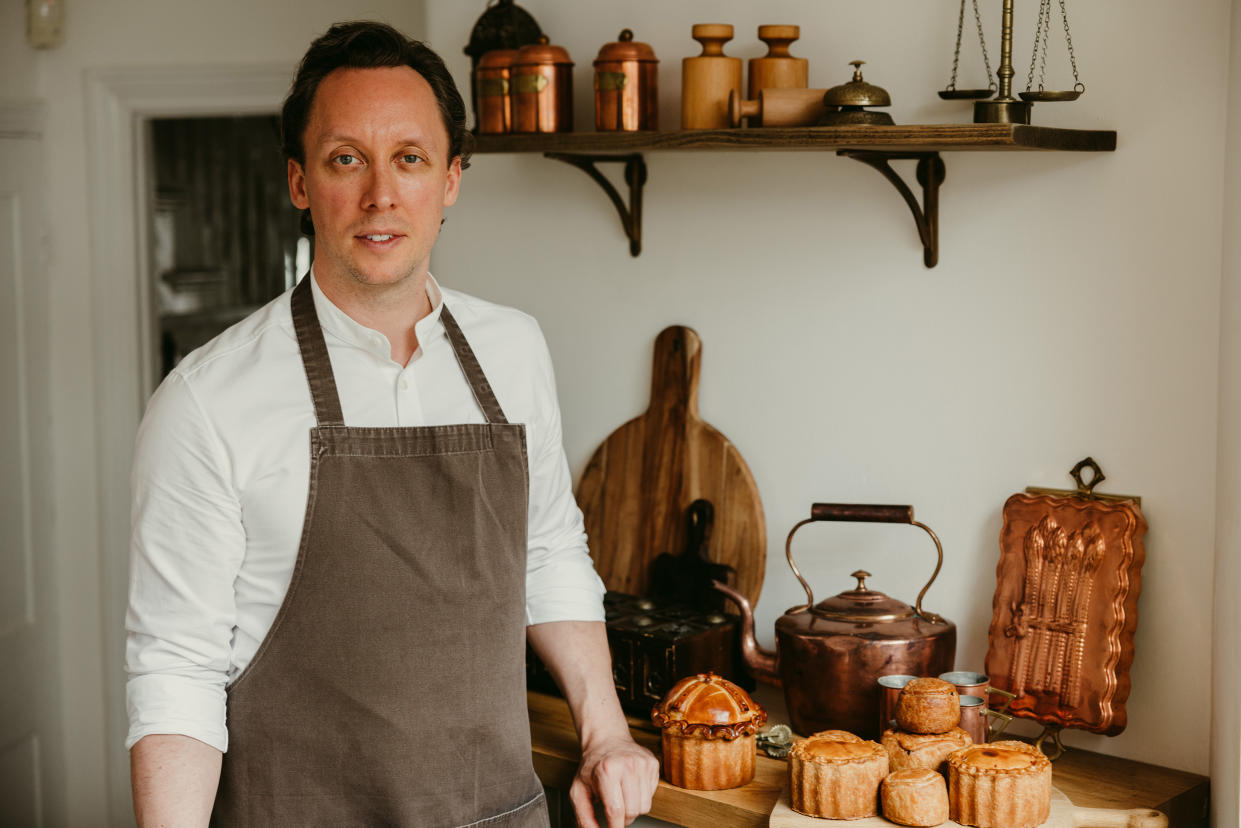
[817,61,893,126]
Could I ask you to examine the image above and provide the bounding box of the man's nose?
[362,164,399,210]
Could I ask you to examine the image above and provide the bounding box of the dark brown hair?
[281,21,474,169]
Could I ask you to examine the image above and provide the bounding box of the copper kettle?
[713,503,956,740]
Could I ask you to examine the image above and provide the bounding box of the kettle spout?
[711,580,780,686]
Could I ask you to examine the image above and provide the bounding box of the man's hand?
[569,731,659,828]
[527,621,660,827]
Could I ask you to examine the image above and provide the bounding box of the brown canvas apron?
[213,277,549,827]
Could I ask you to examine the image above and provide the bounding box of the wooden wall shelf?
[473,124,1117,266]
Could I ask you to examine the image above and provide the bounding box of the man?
[126,21,658,827]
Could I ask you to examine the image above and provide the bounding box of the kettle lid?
[811,570,914,622]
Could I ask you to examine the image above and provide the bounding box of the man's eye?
[333,154,358,166]
[402,154,422,165]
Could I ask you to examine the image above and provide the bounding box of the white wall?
[1211,0,1241,824]
[428,0,1229,776]
[33,2,429,823]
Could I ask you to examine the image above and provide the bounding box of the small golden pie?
[947,740,1052,828]
[882,767,950,827]
[789,731,888,819]
[895,677,961,734]
[882,727,972,774]
[651,673,766,791]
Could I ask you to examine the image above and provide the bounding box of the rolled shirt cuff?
[126,672,229,753]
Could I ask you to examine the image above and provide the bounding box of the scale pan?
[1020,85,1084,102]
[938,88,995,100]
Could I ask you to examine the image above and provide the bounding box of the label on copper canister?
[478,77,509,96]
[596,71,628,91]
[513,74,549,94]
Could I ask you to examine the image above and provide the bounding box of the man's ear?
[288,158,310,210]
[442,155,462,208]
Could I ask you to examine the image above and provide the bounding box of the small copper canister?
[593,29,658,132]
[511,36,573,133]
[476,49,518,134]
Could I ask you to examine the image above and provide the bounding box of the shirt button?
[399,378,409,390]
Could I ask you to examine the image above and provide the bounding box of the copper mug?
[877,674,917,734]
[939,671,989,702]
[959,695,989,744]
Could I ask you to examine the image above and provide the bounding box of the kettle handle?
[786,503,946,623]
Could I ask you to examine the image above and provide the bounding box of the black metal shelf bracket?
[838,151,946,268]
[545,152,647,256]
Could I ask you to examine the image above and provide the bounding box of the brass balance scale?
[939,0,1086,124]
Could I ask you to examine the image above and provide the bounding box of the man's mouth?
[361,234,396,242]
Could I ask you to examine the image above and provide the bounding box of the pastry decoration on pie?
[947,740,1053,828]
[788,730,888,819]
[895,677,961,734]
[651,672,766,790]
[882,726,972,774]
[882,767,950,827]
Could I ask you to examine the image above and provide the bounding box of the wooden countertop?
[527,691,1209,828]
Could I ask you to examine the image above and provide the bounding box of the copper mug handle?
[785,503,946,623]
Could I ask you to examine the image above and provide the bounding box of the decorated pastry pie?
[882,726,972,774]
[882,767,950,827]
[895,677,961,734]
[651,672,766,791]
[947,740,1052,828]
[788,730,888,819]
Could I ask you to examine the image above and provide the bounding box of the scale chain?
[1060,0,1082,85]
[948,0,995,92]
[949,0,966,89]
[973,0,995,84]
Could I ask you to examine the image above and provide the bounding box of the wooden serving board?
[575,326,766,606]
[769,786,1168,828]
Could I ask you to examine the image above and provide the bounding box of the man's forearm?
[130,734,222,828]
[526,620,630,747]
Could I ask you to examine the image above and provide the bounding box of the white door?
[0,130,63,826]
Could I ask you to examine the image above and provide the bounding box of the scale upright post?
[974,0,1032,123]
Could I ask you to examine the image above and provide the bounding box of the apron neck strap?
[440,305,509,425]
[291,276,346,427]
[291,277,511,427]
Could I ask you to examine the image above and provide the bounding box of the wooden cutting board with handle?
[768,786,1168,828]
[575,325,766,606]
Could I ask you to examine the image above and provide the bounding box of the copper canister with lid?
[512,36,573,133]
[593,29,658,132]
[476,49,518,134]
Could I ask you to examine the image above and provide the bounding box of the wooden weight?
[681,23,743,130]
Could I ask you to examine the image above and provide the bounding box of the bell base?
[817,108,895,127]
[973,99,1032,124]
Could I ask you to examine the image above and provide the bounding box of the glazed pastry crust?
[947,741,1052,828]
[895,677,961,734]
[789,733,888,819]
[882,768,949,827]
[882,727,972,774]
[652,673,767,740]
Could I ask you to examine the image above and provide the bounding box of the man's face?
[288,65,461,294]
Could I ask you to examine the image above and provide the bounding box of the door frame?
[84,65,290,824]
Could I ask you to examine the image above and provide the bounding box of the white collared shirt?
[125,273,604,752]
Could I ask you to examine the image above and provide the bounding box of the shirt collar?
[306,270,447,359]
